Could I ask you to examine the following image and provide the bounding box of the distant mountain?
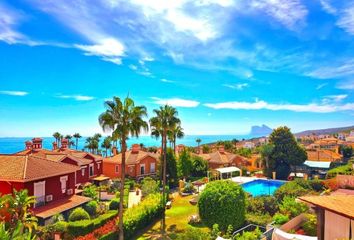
[250,124,273,136]
[295,125,354,136]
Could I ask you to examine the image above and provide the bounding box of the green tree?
[340,145,353,159]
[169,125,185,153]
[141,177,159,196]
[191,155,208,177]
[166,148,178,187]
[196,138,202,148]
[53,132,61,147]
[99,96,148,240]
[73,133,82,150]
[198,180,246,231]
[178,149,193,178]
[268,127,307,180]
[150,105,180,234]
[202,144,210,153]
[260,143,274,178]
[101,136,112,157]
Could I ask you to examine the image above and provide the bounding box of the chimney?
[218,146,225,154]
[112,146,118,156]
[25,141,33,150]
[32,138,43,149]
[131,144,140,154]
[61,138,68,149]
[52,142,58,150]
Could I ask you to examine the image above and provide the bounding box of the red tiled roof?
[196,151,244,165]
[104,150,159,164]
[0,154,79,182]
[306,150,342,162]
[33,195,91,219]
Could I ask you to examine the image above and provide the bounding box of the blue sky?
[0,0,353,137]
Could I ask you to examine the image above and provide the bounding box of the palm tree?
[150,105,180,235]
[260,143,274,178]
[101,136,112,157]
[170,125,184,153]
[52,132,61,146]
[64,135,72,148]
[73,133,82,150]
[99,96,148,240]
[196,138,202,148]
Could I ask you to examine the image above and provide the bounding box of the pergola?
[216,166,241,179]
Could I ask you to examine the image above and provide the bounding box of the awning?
[33,195,91,219]
[304,160,331,169]
[216,166,241,174]
[92,175,110,181]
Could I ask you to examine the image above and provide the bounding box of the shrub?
[123,193,163,239]
[302,214,317,236]
[84,201,98,217]
[279,196,308,218]
[211,223,221,239]
[234,227,262,240]
[141,177,159,196]
[273,213,289,225]
[327,163,353,179]
[69,207,90,222]
[92,210,118,229]
[83,185,98,201]
[109,198,120,211]
[67,219,94,237]
[53,221,68,233]
[99,231,119,240]
[198,180,246,231]
[246,195,278,216]
[274,180,314,202]
[176,227,210,240]
[245,213,272,226]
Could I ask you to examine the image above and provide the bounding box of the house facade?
[103,144,159,179]
[17,138,103,186]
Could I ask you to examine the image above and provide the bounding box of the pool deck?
[231,176,266,184]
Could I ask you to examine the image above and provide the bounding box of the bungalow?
[0,154,90,225]
[17,138,103,186]
[196,146,249,169]
[103,144,159,180]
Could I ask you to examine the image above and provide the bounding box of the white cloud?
[308,60,354,79]
[336,79,354,90]
[204,99,354,113]
[223,83,249,90]
[322,94,347,103]
[57,95,95,101]
[161,78,175,83]
[316,83,328,90]
[337,3,354,35]
[75,38,125,65]
[151,97,200,107]
[320,0,337,14]
[129,64,138,70]
[0,90,28,96]
[251,0,308,30]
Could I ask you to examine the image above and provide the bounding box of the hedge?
[68,207,90,222]
[123,193,163,239]
[327,163,353,179]
[198,180,246,231]
[84,200,98,217]
[67,210,118,237]
[109,198,120,210]
[99,231,119,240]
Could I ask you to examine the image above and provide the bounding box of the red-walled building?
[103,144,159,180]
[0,154,90,224]
[17,138,104,186]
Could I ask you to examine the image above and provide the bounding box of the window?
[89,164,94,177]
[150,162,156,173]
[140,164,145,175]
[115,165,119,173]
[81,168,85,176]
[60,176,68,193]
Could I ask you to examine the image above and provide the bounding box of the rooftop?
[299,195,354,219]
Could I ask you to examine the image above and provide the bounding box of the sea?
[0,134,258,154]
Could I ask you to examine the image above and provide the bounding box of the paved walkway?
[128,189,141,208]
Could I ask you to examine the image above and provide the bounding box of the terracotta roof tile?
[0,154,79,182]
[104,150,159,164]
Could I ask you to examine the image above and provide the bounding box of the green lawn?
[136,194,209,239]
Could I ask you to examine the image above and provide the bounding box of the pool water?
[241,179,285,196]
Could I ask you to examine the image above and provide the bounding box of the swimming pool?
[241,179,285,196]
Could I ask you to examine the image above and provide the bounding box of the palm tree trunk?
[76,138,78,150]
[173,137,176,153]
[118,139,126,240]
[162,131,167,235]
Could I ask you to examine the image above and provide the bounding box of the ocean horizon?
[0,134,260,154]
